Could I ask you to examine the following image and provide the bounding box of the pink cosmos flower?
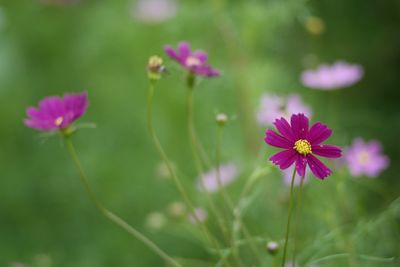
[132,0,177,23]
[197,163,238,193]
[257,94,312,126]
[265,113,342,179]
[24,92,88,131]
[344,138,389,177]
[301,61,363,90]
[164,41,220,77]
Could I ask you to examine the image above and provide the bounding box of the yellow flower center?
[293,139,312,155]
[54,116,63,126]
[186,56,201,67]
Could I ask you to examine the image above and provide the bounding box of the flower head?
[197,163,238,193]
[132,0,177,23]
[301,61,363,90]
[164,41,220,77]
[345,138,389,178]
[265,113,342,179]
[257,94,312,126]
[24,92,88,132]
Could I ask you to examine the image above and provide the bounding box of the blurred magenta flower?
[301,61,363,90]
[197,163,238,193]
[164,41,220,77]
[257,94,312,126]
[265,113,342,179]
[345,138,389,177]
[282,167,309,187]
[132,0,177,23]
[188,207,207,224]
[24,92,88,131]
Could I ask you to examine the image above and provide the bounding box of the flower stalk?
[281,167,296,267]
[63,136,182,267]
[147,76,231,266]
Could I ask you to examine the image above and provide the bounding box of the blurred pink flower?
[197,163,238,193]
[257,94,312,126]
[345,138,389,177]
[301,61,363,90]
[282,167,309,187]
[164,41,220,77]
[132,0,177,23]
[24,92,88,132]
[188,208,207,224]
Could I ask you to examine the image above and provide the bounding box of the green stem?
[292,175,305,265]
[215,125,245,267]
[64,138,182,267]
[147,79,231,266]
[281,168,297,267]
[185,75,232,267]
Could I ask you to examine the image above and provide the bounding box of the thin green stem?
[292,175,305,265]
[64,138,182,267]
[281,168,297,267]
[216,125,245,267]
[147,79,230,266]
[185,76,233,267]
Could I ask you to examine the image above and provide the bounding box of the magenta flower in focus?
[345,138,389,178]
[257,94,312,126]
[24,92,88,132]
[197,163,238,193]
[301,61,363,90]
[164,41,220,77]
[265,113,342,179]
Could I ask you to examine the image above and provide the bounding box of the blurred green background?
[0,0,399,266]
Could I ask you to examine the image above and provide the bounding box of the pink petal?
[178,42,191,59]
[290,113,309,139]
[273,117,296,142]
[265,129,292,149]
[164,45,180,61]
[38,96,65,118]
[306,154,332,179]
[193,50,208,63]
[270,149,298,170]
[307,122,332,145]
[312,144,342,158]
[64,91,89,121]
[296,156,307,177]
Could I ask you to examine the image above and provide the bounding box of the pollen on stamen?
[293,139,312,155]
[54,117,63,126]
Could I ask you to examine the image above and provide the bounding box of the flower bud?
[147,55,165,80]
[216,113,228,126]
[167,201,186,218]
[266,241,279,254]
